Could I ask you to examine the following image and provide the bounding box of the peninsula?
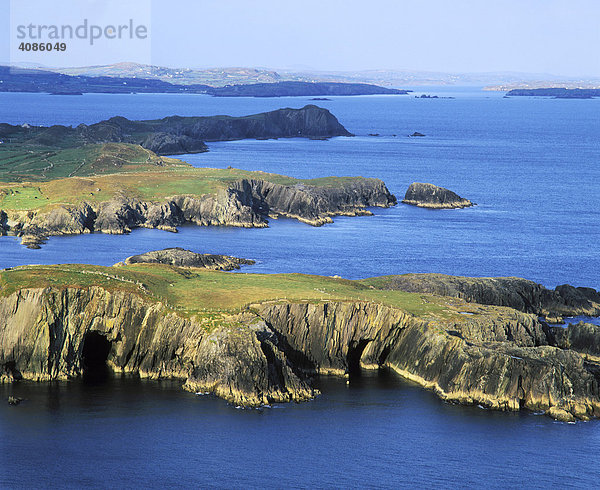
[0,105,352,157]
[2,258,600,422]
[0,66,409,97]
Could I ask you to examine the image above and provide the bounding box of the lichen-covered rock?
[258,301,600,421]
[402,182,473,209]
[0,287,315,406]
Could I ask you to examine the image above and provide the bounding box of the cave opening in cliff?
[81,332,112,382]
[347,339,371,377]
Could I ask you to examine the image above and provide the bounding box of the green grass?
[0,150,371,212]
[0,143,182,183]
[0,264,458,322]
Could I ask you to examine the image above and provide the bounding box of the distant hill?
[505,88,600,99]
[0,66,408,97]
[55,62,284,87]
[207,81,409,97]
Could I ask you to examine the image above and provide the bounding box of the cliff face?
[1,177,395,248]
[368,273,600,321]
[402,182,473,209]
[2,284,600,420]
[257,302,600,421]
[117,248,255,271]
[0,287,314,406]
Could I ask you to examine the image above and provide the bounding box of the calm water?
[1,89,600,487]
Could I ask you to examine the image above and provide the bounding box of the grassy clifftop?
[0,263,464,320]
[0,144,362,212]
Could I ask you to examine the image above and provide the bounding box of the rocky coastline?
[0,177,396,248]
[1,263,600,422]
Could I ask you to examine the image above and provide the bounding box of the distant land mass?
[207,81,408,97]
[505,88,600,99]
[7,61,600,89]
[0,66,407,97]
[0,105,352,160]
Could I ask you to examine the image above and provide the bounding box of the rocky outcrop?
[231,178,397,226]
[1,177,394,248]
[117,247,255,270]
[553,322,600,361]
[141,132,208,155]
[1,281,600,420]
[0,287,314,407]
[257,301,600,421]
[367,273,600,321]
[402,182,473,209]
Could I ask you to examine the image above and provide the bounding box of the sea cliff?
[2,265,600,421]
[0,176,396,248]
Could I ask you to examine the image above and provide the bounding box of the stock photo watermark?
[9,0,152,67]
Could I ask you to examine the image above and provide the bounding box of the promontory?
[1,258,600,422]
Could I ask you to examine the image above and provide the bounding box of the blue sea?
[1,88,600,488]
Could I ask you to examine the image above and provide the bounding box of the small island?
[402,182,474,209]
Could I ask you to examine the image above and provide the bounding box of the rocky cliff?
[1,105,353,156]
[257,301,600,421]
[116,247,255,270]
[0,287,314,407]
[2,282,600,421]
[365,273,600,322]
[402,182,473,209]
[1,177,395,248]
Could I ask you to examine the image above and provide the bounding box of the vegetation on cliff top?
[0,144,366,211]
[0,263,471,320]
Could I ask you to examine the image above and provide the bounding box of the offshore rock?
[117,247,255,271]
[402,182,473,209]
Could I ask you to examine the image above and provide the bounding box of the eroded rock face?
[1,284,600,420]
[1,177,396,248]
[369,273,600,320]
[402,182,473,209]
[0,287,314,406]
[257,302,600,421]
[117,247,255,271]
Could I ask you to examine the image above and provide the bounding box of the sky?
[2,0,600,77]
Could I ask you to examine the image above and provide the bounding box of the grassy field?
[0,264,468,322]
[0,143,180,182]
[0,144,366,211]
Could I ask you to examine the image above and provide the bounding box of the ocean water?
[1,89,600,487]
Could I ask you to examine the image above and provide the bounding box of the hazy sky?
[149,0,600,76]
[2,0,599,76]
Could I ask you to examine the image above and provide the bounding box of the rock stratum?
[402,182,474,209]
[0,176,396,248]
[1,264,600,422]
